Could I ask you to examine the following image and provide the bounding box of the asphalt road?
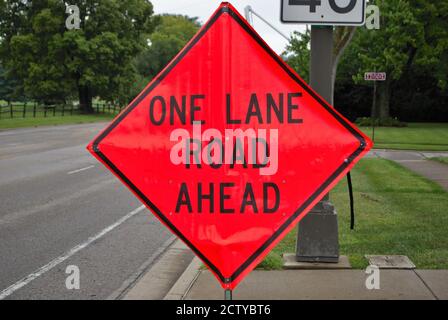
[0,123,174,300]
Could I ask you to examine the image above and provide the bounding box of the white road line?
[67,165,95,175]
[0,205,146,300]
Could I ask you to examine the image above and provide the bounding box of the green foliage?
[360,123,448,151]
[0,64,21,101]
[282,1,448,121]
[283,29,310,83]
[430,157,448,165]
[0,113,115,130]
[345,0,448,84]
[356,117,407,127]
[256,251,283,270]
[348,1,425,83]
[0,0,157,110]
[335,1,448,121]
[135,14,200,80]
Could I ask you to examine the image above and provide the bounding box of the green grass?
[0,113,116,130]
[258,158,448,270]
[360,123,448,151]
[430,157,448,165]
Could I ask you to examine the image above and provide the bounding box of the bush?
[355,117,408,127]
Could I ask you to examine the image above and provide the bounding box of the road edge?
[108,235,176,300]
[121,239,195,300]
[163,257,202,300]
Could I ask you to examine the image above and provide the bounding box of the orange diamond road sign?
[87,2,373,290]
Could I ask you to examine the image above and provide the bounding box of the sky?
[150,0,306,54]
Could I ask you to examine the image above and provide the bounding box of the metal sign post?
[296,25,340,263]
[373,78,376,142]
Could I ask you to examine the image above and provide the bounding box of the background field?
[0,101,119,130]
[360,123,448,151]
[0,114,116,130]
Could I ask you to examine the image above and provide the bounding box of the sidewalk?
[368,149,448,191]
[180,264,448,300]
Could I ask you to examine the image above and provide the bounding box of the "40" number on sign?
[289,0,357,14]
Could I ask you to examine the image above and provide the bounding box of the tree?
[285,26,355,104]
[284,1,448,122]
[284,28,310,83]
[135,14,200,80]
[0,0,157,112]
[342,0,442,120]
[331,26,356,104]
[412,0,448,92]
[0,63,22,101]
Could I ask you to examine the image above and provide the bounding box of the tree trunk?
[78,85,93,114]
[377,78,391,120]
[371,81,378,119]
[331,27,356,105]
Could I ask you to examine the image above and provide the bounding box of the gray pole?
[372,69,377,143]
[296,25,340,263]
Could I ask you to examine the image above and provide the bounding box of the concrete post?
[296,25,340,263]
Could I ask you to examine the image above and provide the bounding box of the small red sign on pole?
[87,2,372,290]
[364,72,387,81]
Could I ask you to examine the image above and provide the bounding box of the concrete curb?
[108,236,177,300]
[123,239,194,300]
[164,257,202,300]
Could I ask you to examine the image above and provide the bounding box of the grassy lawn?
[0,113,116,130]
[360,123,448,151]
[430,157,448,165]
[258,158,448,270]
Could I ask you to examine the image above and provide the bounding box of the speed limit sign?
[281,0,366,25]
